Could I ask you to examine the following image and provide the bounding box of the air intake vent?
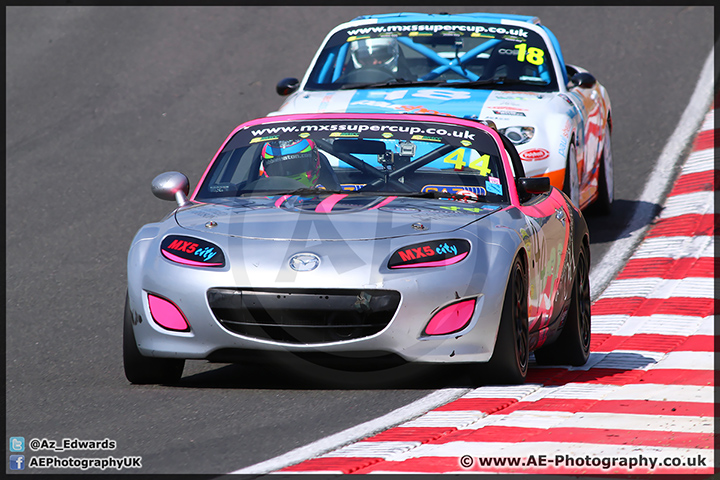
[207,288,400,344]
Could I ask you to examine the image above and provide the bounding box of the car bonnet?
[275,88,558,126]
[175,195,501,241]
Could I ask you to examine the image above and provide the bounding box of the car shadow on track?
[174,354,478,390]
[161,350,661,391]
[584,198,661,244]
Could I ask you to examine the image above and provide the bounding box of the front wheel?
[484,258,529,384]
[534,243,591,366]
[123,293,184,385]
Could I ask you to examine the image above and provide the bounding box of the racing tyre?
[485,258,529,384]
[534,243,591,366]
[588,123,614,215]
[123,293,184,385]
[562,142,580,209]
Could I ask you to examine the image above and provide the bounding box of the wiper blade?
[393,190,484,202]
[340,79,444,90]
[440,77,544,88]
[278,188,349,196]
[274,188,416,199]
[237,187,348,197]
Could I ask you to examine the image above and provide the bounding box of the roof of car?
[351,12,541,25]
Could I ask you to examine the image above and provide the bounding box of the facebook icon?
[10,455,25,470]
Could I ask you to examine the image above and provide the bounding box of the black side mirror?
[569,72,596,89]
[276,77,299,96]
[516,177,551,201]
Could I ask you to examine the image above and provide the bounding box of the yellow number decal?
[469,154,492,176]
[443,149,467,170]
[443,150,491,175]
[514,43,545,66]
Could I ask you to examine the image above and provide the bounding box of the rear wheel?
[485,258,529,384]
[534,243,591,366]
[123,293,184,384]
[562,142,580,208]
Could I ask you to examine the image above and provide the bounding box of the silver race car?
[124,113,590,385]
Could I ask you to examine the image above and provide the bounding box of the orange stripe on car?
[536,169,565,190]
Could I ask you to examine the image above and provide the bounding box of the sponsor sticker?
[250,135,279,144]
[485,180,503,195]
[520,148,550,161]
[492,109,526,117]
[422,185,488,196]
[411,135,442,142]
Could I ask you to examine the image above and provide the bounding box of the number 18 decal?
[514,43,545,66]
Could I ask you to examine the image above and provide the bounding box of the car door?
[519,190,571,345]
[567,76,607,194]
[501,133,572,346]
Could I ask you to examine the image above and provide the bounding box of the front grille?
[207,288,401,344]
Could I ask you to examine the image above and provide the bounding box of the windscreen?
[194,118,509,205]
[304,22,557,91]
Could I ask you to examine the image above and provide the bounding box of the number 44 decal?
[443,148,492,176]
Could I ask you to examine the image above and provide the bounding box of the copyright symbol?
[29,438,41,451]
[460,455,474,468]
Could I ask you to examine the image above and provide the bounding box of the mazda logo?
[289,253,320,271]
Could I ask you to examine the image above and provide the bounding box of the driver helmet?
[350,37,399,72]
[261,139,322,187]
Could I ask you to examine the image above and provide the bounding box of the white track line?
[230,387,471,474]
[602,277,715,298]
[632,235,714,259]
[593,314,712,335]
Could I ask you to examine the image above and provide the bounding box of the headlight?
[500,126,535,145]
[160,235,226,268]
[388,239,470,269]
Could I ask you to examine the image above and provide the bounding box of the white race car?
[274,12,613,213]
